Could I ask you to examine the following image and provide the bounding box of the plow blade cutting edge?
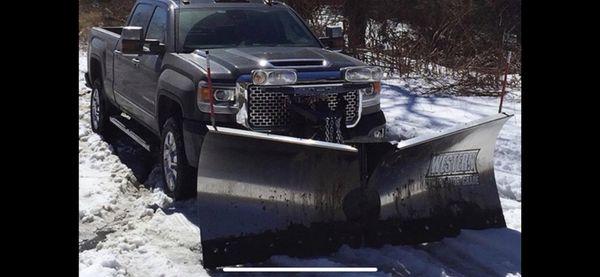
[196,113,512,268]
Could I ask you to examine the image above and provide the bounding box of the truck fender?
[88,37,107,83]
[157,70,205,168]
[156,69,196,117]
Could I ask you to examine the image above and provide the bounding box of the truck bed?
[91,26,123,37]
[88,27,124,108]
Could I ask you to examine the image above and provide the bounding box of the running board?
[109,116,151,151]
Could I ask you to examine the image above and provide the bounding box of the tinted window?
[146,7,168,42]
[128,4,154,29]
[178,8,320,51]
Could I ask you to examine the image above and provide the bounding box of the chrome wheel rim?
[91,88,101,130]
[163,131,178,192]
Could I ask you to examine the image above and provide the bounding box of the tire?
[90,79,116,138]
[161,117,196,200]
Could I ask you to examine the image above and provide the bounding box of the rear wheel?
[90,79,116,138]
[161,117,196,200]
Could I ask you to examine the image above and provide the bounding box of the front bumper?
[345,110,386,141]
[182,111,386,168]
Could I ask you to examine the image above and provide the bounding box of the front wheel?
[161,117,196,200]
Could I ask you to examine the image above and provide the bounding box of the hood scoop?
[268,59,327,68]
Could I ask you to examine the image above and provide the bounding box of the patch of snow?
[79,50,209,276]
[380,78,521,201]
[501,198,522,232]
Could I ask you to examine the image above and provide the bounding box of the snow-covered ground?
[79,50,520,276]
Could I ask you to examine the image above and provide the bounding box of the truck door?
[113,3,154,123]
[135,5,168,131]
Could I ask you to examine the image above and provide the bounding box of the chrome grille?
[247,86,361,129]
[247,86,290,128]
[327,92,359,125]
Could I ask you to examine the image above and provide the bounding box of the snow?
[79,50,520,276]
[380,77,521,201]
[79,51,209,277]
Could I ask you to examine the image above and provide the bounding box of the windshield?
[178,8,321,51]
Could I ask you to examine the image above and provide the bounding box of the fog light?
[251,69,297,86]
[344,66,384,82]
[371,67,384,80]
[252,70,268,85]
[345,67,372,82]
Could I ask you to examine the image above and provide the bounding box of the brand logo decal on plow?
[426,149,480,186]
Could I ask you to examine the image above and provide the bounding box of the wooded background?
[80,0,521,95]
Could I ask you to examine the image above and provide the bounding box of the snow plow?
[196,112,512,268]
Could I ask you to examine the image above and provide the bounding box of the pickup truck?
[85,0,387,200]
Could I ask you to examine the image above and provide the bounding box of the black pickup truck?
[86,0,387,199]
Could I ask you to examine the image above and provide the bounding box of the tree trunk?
[343,0,369,50]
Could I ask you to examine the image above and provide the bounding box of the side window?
[146,7,168,43]
[128,4,154,29]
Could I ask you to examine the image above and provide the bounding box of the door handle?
[131,58,140,68]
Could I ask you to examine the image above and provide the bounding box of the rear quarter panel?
[89,27,121,103]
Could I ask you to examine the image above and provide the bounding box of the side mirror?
[319,26,345,52]
[120,26,143,55]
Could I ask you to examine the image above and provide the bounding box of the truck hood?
[179,47,366,82]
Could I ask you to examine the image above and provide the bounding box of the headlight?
[213,89,235,102]
[196,81,240,114]
[198,83,236,104]
[361,82,382,109]
[362,82,381,97]
[251,69,297,86]
[343,66,383,82]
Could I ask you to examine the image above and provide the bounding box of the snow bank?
[79,51,209,276]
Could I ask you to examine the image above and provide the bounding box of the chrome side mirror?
[319,26,345,52]
[120,26,143,55]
